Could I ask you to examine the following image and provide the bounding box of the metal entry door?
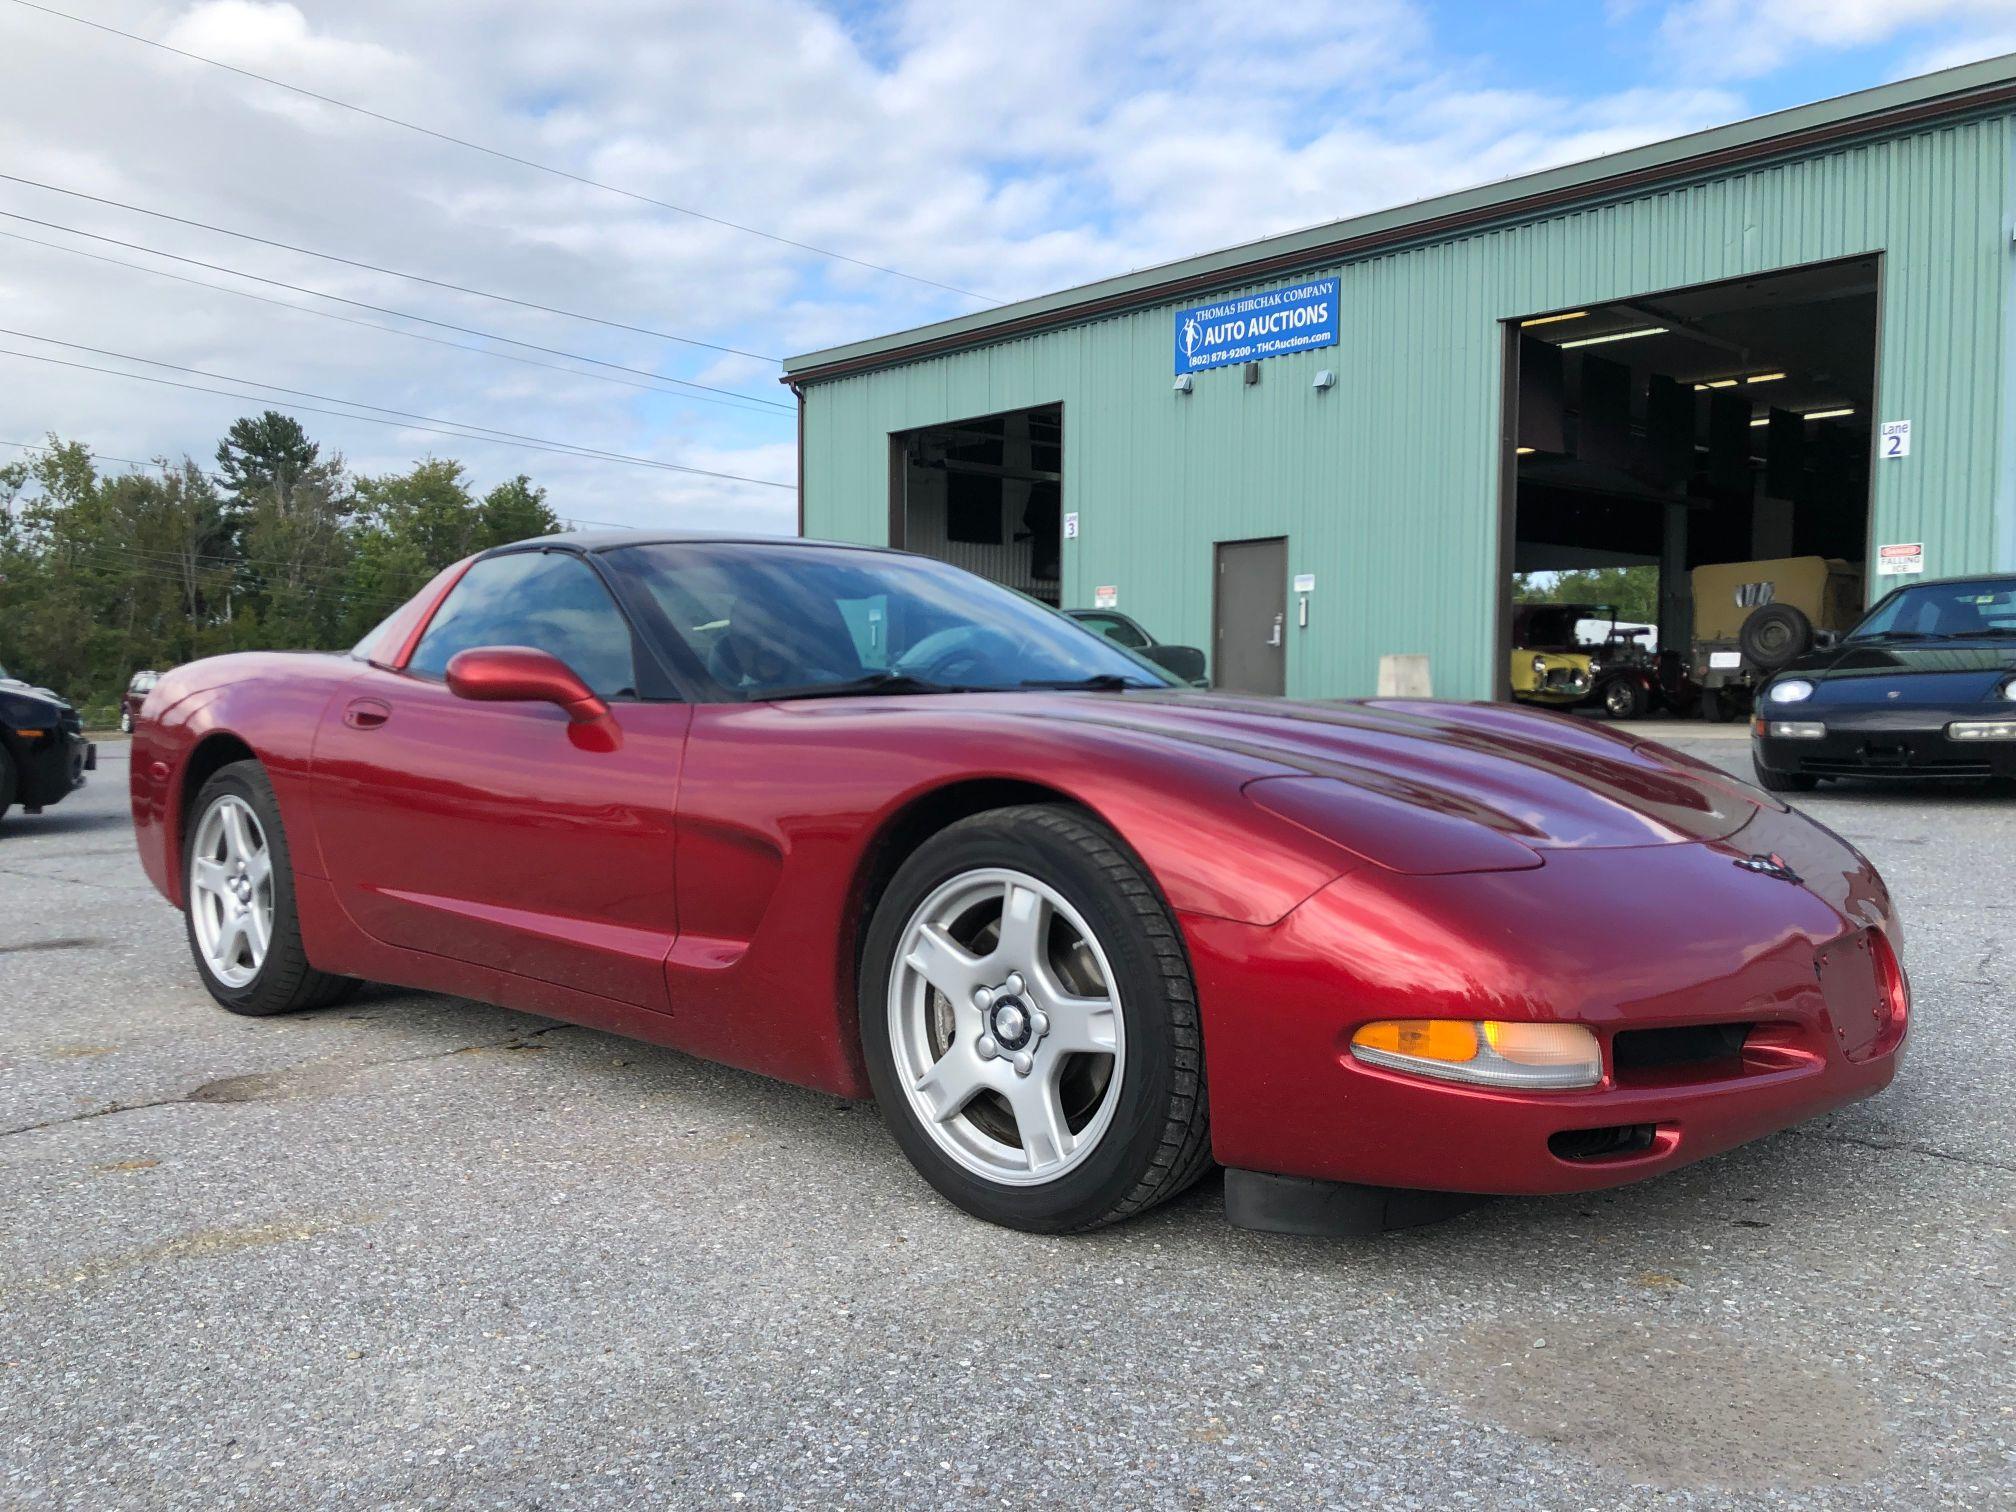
[1212,537,1287,695]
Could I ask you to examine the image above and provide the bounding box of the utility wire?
[0,438,694,535]
[0,228,792,421]
[0,326,738,459]
[0,172,780,362]
[0,209,793,412]
[0,346,796,489]
[6,0,991,303]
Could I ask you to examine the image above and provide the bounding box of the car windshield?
[600,542,1179,700]
[1848,577,2016,640]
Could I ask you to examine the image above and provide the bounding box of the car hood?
[1780,639,2016,705]
[997,691,1764,852]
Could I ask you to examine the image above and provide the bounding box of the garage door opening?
[1502,257,1878,720]
[892,405,1063,604]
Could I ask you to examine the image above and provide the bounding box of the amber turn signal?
[1350,1019,1602,1090]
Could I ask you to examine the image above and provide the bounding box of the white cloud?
[1653,0,2016,78]
[0,0,1992,538]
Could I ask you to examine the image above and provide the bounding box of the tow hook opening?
[1549,1123,1659,1162]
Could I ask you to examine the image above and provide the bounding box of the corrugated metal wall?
[802,114,2016,700]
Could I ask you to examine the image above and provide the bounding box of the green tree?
[1515,565,1660,626]
[476,474,561,550]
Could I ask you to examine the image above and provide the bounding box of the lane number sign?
[1880,420,1911,458]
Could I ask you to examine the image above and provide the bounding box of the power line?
[7,0,991,303]
[0,438,701,535]
[0,326,747,461]
[0,345,796,489]
[0,172,780,362]
[0,209,793,412]
[2,435,168,475]
[0,228,793,421]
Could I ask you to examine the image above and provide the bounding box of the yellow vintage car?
[1510,602,1656,718]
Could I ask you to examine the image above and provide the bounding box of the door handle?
[344,698,391,730]
[1266,614,1283,648]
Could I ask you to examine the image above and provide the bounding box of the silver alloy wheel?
[188,793,274,989]
[888,867,1125,1185]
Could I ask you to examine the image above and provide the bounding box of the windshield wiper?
[1852,630,1938,642]
[761,672,969,701]
[1019,673,1159,691]
[1939,628,2016,639]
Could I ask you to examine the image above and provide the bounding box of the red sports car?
[130,533,1908,1235]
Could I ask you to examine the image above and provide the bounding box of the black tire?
[1740,604,1814,672]
[1598,676,1648,720]
[183,759,356,1016]
[859,804,1212,1233]
[0,744,14,827]
[119,706,132,734]
[1698,686,1725,722]
[1753,759,1818,794]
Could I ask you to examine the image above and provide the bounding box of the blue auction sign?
[1173,276,1338,375]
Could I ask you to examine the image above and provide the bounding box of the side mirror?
[1812,629,1840,649]
[445,646,608,724]
[1139,643,1208,684]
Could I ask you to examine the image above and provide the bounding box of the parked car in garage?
[0,662,94,827]
[1691,556,1864,721]
[1753,572,2016,790]
[121,669,161,733]
[1063,608,1207,685]
[130,532,1907,1238]
[1509,602,1661,719]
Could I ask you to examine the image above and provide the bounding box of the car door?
[310,548,689,1010]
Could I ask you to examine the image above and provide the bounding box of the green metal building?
[784,58,2016,701]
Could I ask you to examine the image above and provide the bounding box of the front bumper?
[1755,705,2016,780]
[1184,813,1904,1197]
[14,726,94,809]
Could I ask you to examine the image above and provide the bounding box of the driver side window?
[407,551,637,697]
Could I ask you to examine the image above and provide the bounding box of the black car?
[0,663,95,826]
[1062,608,1208,685]
[1752,574,2016,791]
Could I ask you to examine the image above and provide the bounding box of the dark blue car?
[1752,574,2016,790]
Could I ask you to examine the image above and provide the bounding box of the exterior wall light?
[1313,370,1336,390]
[1173,374,1194,394]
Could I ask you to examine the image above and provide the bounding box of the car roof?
[1875,571,2016,590]
[486,529,907,558]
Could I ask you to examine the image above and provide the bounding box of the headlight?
[1768,679,1815,703]
[1531,654,1547,677]
[1349,1019,1602,1090]
[1949,719,2016,741]
[2001,677,2016,702]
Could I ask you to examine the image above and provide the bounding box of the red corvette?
[130,533,1908,1235]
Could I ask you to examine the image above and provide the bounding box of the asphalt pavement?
[1,734,2011,1508]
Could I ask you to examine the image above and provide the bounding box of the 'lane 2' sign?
[1174,277,1338,375]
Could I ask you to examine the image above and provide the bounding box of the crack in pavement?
[0,1021,580,1140]
[1785,1126,2016,1176]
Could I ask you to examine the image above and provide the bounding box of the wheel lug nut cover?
[973,987,994,1010]
[976,1035,998,1060]
[1004,972,1025,996]
[1030,1010,1050,1035]
[1011,1050,1034,1076]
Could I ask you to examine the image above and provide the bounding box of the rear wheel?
[1753,759,1818,794]
[0,745,14,827]
[184,759,355,1015]
[860,805,1211,1232]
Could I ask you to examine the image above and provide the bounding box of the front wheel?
[119,706,133,734]
[184,759,355,1015]
[860,805,1212,1232]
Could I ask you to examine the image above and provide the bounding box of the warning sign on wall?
[1876,542,1925,576]
[1093,585,1118,608]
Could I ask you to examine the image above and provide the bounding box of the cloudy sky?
[4,0,2015,534]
